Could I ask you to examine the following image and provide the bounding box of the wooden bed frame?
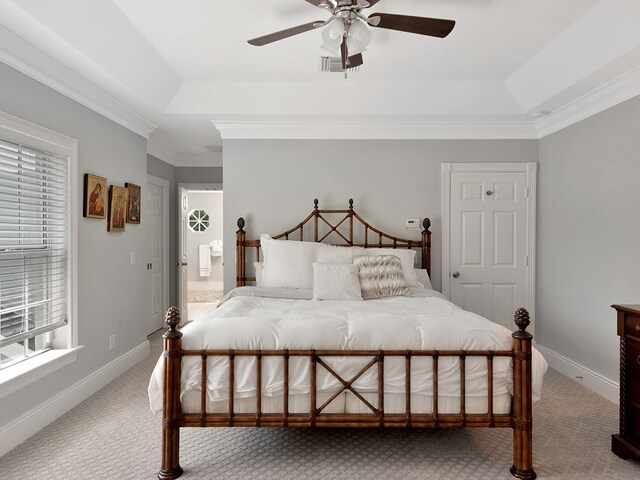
[158,199,536,480]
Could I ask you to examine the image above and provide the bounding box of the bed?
[150,199,546,480]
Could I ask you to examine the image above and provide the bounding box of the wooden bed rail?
[236,198,432,287]
[158,307,536,480]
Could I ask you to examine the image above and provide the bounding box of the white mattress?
[148,287,547,415]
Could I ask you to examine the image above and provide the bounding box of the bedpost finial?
[513,308,533,339]
[313,198,319,209]
[164,307,182,337]
[349,198,354,210]
[422,218,431,234]
[236,217,245,233]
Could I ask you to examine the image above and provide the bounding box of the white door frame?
[177,183,223,318]
[147,174,170,319]
[441,162,537,332]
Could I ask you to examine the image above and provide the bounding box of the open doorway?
[178,184,223,322]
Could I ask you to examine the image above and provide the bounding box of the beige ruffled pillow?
[353,255,410,300]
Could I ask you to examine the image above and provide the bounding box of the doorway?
[178,184,223,322]
[441,163,537,333]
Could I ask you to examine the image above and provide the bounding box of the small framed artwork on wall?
[107,185,128,232]
[83,173,107,219]
[125,183,141,224]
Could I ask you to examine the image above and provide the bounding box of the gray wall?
[146,155,223,306]
[186,191,223,283]
[537,95,640,381]
[0,62,148,427]
[223,139,538,292]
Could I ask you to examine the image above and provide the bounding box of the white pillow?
[312,263,363,301]
[254,261,263,285]
[316,243,354,264]
[260,234,318,289]
[414,268,432,289]
[355,248,423,287]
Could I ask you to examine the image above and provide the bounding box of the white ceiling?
[1,0,640,166]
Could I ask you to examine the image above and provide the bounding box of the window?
[0,117,75,372]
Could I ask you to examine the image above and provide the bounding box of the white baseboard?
[0,340,150,457]
[188,280,223,290]
[535,344,618,404]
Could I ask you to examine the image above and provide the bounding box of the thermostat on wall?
[406,218,420,229]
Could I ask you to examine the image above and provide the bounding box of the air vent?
[320,56,361,73]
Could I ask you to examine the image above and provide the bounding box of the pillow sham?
[260,234,318,289]
[414,268,432,289]
[356,248,423,287]
[312,263,363,301]
[315,242,354,264]
[353,255,410,300]
[254,261,264,286]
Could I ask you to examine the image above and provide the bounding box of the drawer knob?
[638,355,640,365]
[635,324,640,332]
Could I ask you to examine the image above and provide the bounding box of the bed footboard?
[158,307,536,480]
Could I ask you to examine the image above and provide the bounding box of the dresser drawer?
[626,315,640,339]
[628,339,640,373]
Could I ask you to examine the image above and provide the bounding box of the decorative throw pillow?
[354,247,423,287]
[312,263,363,301]
[353,255,411,300]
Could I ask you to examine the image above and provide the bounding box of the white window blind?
[0,137,69,368]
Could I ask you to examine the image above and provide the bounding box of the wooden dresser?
[612,304,640,459]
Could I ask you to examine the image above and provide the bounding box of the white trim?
[213,119,539,140]
[0,341,149,457]
[535,345,618,404]
[147,140,223,168]
[179,183,223,191]
[0,19,156,139]
[0,347,82,400]
[147,174,171,321]
[536,66,640,138]
[441,162,537,334]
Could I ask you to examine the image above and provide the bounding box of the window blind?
[0,137,68,365]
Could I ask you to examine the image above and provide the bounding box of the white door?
[146,182,164,333]
[178,186,189,319]
[444,164,536,332]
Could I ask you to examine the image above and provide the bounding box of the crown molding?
[213,118,539,140]
[0,23,156,139]
[535,65,640,138]
[147,140,223,168]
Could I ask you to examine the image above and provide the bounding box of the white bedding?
[148,287,547,414]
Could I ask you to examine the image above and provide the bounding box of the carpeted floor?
[1,332,639,480]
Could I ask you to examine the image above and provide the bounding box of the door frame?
[177,183,223,319]
[147,174,170,325]
[441,162,537,331]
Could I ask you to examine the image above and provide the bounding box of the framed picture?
[125,183,141,224]
[107,185,128,232]
[83,174,107,219]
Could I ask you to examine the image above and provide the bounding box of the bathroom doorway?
[178,184,223,322]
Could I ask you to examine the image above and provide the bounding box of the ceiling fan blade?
[248,21,325,46]
[348,53,364,68]
[359,0,382,7]
[305,0,333,8]
[368,13,455,38]
[340,38,349,69]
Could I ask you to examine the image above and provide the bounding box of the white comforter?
[148,288,547,413]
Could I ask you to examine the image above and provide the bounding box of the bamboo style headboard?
[236,199,431,287]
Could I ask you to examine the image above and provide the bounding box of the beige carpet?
[1,332,639,480]
[188,289,224,303]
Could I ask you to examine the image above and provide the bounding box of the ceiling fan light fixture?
[346,18,373,55]
[321,18,345,46]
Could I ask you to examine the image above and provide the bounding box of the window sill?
[0,346,83,400]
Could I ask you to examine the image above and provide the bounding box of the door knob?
[452,271,461,278]
[181,262,188,267]
[486,190,494,196]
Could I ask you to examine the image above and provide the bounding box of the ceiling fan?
[248,0,456,71]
